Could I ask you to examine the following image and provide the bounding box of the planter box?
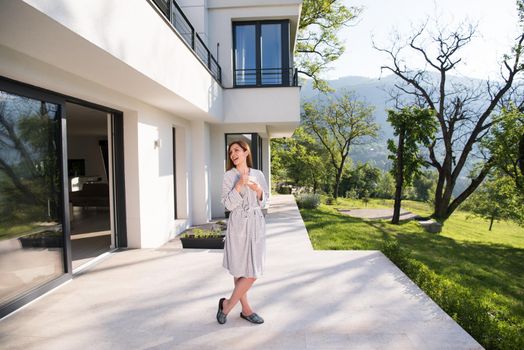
[19,234,63,248]
[180,235,225,249]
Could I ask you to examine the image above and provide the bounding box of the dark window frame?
[172,127,178,219]
[232,20,290,87]
[0,76,127,318]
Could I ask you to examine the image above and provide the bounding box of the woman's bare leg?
[222,277,256,315]
[234,277,254,315]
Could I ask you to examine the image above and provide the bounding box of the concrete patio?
[0,195,482,349]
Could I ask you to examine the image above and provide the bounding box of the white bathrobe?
[221,167,269,278]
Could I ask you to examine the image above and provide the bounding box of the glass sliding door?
[261,23,282,85]
[0,89,65,307]
[233,21,290,87]
[234,24,257,86]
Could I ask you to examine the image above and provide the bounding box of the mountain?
[300,75,400,170]
[299,74,487,194]
[301,75,397,140]
[300,73,487,142]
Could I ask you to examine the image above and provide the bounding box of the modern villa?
[0,0,302,318]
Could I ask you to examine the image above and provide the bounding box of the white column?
[123,111,142,248]
[262,138,271,194]
[190,120,211,224]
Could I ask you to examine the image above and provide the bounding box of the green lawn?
[301,197,524,322]
[0,222,41,241]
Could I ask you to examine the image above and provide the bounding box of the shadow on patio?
[0,195,482,350]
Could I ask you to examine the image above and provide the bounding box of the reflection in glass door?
[0,90,65,307]
[234,23,257,86]
[261,23,282,85]
[233,21,290,86]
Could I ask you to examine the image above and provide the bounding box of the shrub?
[295,193,320,209]
[345,189,358,199]
[325,196,337,205]
[277,184,293,194]
[382,240,524,350]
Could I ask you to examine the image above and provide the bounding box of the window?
[233,21,290,87]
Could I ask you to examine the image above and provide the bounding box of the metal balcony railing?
[151,0,222,83]
[234,68,299,87]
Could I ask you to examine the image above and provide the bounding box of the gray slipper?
[216,298,227,324]
[240,312,264,324]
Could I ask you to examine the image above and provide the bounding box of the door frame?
[0,76,127,318]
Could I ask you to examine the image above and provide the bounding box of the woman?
[216,140,269,325]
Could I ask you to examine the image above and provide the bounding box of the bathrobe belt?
[235,206,263,241]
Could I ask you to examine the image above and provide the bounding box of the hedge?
[382,240,524,350]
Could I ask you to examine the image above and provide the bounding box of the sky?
[325,0,521,80]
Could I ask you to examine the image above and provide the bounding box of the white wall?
[136,113,191,247]
[0,0,302,249]
[0,45,192,248]
[190,120,212,224]
[0,0,223,121]
[207,0,301,88]
[223,87,300,125]
[67,136,108,183]
[178,0,209,45]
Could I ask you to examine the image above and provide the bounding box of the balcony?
[151,0,222,83]
[234,68,299,87]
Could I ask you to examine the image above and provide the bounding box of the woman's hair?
[226,140,253,170]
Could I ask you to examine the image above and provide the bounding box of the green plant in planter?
[182,227,223,238]
[180,226,224,249]
[18,230,63,248]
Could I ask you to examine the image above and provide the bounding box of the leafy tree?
[484,107,524,193]
[375,170,395,199]
[302,91,378,198]
[387,107,437,224]
[342,162,381,198]
[375,7,524,223]
[412,170,438,202]
[297,0,361,91]
[469,106,524,230]
[269,138,287,186]
[464,174,524,230]
[271,127,327,192]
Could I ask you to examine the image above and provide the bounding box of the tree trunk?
[519,133,524,176]
[489,215,494,231]
[333,166,343,199]
[392,129,405,224]
[432,166,455,222]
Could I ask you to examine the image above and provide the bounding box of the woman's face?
[229,143,249,167]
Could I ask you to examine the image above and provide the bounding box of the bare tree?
[374,17,524,222]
